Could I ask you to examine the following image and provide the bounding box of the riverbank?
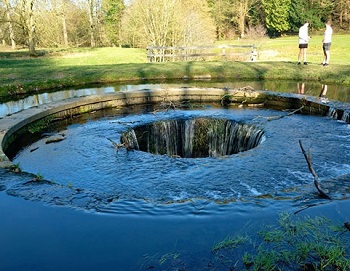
[1,60,350,102]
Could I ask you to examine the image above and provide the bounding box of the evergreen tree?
[207,0,233,40]
[289,0,307,32]
[102,0,125,46]
[261,0,291,36]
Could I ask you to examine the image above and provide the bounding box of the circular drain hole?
[121,118,265,158]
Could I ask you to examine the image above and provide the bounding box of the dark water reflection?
[0,186,349,271]
[1,80,350,118]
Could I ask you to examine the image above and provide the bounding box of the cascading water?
[328,107,350,123]
[121,118,265,158]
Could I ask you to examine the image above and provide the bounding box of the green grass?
[258,34,349,64]
[141,213,350,270]
[211,213,350,271]
[1,34,350,103]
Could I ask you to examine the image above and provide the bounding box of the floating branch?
[299,140,332,200]
[267,106,304,121]
[30,147,39,152]
[294,202,325,215]
[107,137,128,152]
[253,106,304,122]
[109,120,139,125]
[159,100,177,110]
[152,99,193,114]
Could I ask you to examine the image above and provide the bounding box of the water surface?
[2,83,350,270]
[11,106,350,216]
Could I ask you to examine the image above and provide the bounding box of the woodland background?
[0,0,349,56]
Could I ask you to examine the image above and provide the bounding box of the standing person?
[322,20,333,66]
[298,21,310,65]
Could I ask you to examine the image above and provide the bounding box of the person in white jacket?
[322,20,333,66]
[298,21,310,65]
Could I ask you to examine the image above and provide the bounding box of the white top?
[323,24,333,43]
[298,23,309,44]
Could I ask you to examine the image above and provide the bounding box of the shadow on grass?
[1,57,350,103]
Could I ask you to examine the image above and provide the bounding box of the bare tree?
[0,29,5,46]
[19,0,37,55]
[4,0,16,48]
[207,0,233,40]
[86,0,104,47]
[53,0,70,46]
[179,0,216,45]
[122,0,215,48]
[122,0,178,48]
[335,0,350,30]
[61,9,68,46]
[87,0,95,47]
[232,0,257,38]
[36,0,69,47]
[39,0,92,47]
[142,0,176,47]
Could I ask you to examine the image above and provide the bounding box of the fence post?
[250,45,257,62]
[221,45,226,61]
[146,47,152,62]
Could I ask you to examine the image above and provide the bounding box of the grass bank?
[1,35,350,102]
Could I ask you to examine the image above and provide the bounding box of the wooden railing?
[146,44,257,62]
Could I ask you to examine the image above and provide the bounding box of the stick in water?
[299,140,332,200]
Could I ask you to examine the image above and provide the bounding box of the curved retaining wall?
[1,87,349,168]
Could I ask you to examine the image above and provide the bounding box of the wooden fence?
[146,44,257,63]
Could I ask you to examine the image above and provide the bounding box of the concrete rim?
[1,87,349,168]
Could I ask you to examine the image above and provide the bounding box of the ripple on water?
[9,107,350,215]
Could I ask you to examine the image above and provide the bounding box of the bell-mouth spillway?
[1,86,350,215]
[121,118,265,158]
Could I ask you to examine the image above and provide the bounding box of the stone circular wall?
[1,87,350,168]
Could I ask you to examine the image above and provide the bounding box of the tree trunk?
[8,19,16,49]
[4,0,16,49]
[27,0,37,56]
[88,0,96,47]
[235,0,253,38]
[0,28,6,46]
[62,14,68,47]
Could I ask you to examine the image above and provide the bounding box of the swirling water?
[12,106,350,216]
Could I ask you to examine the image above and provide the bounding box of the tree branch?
[299,140,332,200]
[267,106,304,121]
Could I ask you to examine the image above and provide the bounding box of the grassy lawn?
[258,34,349,64]
[1,34,350,102]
